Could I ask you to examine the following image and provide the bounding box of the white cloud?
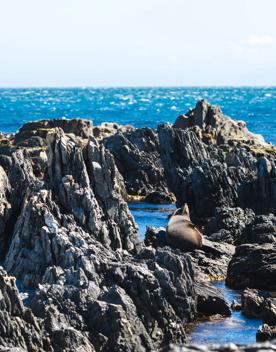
[246,35,275,46]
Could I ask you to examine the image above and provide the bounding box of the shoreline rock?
[0,99,275,350]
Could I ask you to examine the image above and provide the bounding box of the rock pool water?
[188,282,262,344]
[128,202,175,240]
[129,202,263,345]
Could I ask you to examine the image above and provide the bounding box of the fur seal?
[166,204,203,251]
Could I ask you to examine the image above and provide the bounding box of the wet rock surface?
[257,324,276,342]
[194,282,231,317]
[241,288,276,342]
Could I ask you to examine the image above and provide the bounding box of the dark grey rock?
[195,282,231,317]
[226,243,276,290]
[158,102,276,219]
[104,127,169,196]
[207,207,255,244]
[144,190,176,204]
[14,118,93,146]
[0,267,47,351]
[174,99,265,145]
[257,324,276,342]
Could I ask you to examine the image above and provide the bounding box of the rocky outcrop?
[158,123,276,219]
[207,207,255,244]
[46,129,137,251]
[207,208,276,245]
[93,122,133,140]
[144,227,235,282]
[190,239,235,282]
[0,121,202,351]
[104,127,169,197]
[0,267,47,351]
[242,288,276,324]
[156,100,276,219]
[0,102,275,350]
[241,288,269,319]
[174,99,265,145]
[244,214,276,244]
[14,118,93,146]
[195,282,231,317]
[241,288,276,342]
[226,243,276,290]
[144,190,176,204]
[257,324,276,342]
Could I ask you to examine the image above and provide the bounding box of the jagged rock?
[159,107,276,218]
[241,288,268,318]
[226,243,276,290]
[46,129,137,252]
[257,324,276,342]
[0,149,36,257]
[195,282,231,317]
[262,298,276,325]
[28,245,197,350]
[158,125,256,218]
[104,127,168,197]
[144,227,234,282]
[14,118,93,146]
[93,122,133,140]
[207,207,255,244]
[174,99,265,145]
[144,226,168,248]
[207,208,276,245]
[0,267,48,351]
[0,109,275,350]
[0,166,12,255]
[245,214,276,244]
[0,121,201,351]
[190,239,235,282]
[0,121,202,350]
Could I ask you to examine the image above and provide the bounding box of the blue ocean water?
[0,87,275,144]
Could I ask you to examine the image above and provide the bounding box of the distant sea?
[0,87,275,144]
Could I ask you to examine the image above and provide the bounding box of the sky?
[0,0,275,87]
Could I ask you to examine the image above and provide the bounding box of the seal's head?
[172,203,190,221]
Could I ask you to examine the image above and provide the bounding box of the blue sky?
[0,0,275,87]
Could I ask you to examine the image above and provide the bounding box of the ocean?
[0,87,275,144]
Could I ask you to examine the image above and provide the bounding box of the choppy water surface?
[0,87,275,144]
[129,203,263,345]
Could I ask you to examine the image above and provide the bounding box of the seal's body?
[166,204,203,251]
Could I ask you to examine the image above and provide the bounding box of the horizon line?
[0,85,275,90]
